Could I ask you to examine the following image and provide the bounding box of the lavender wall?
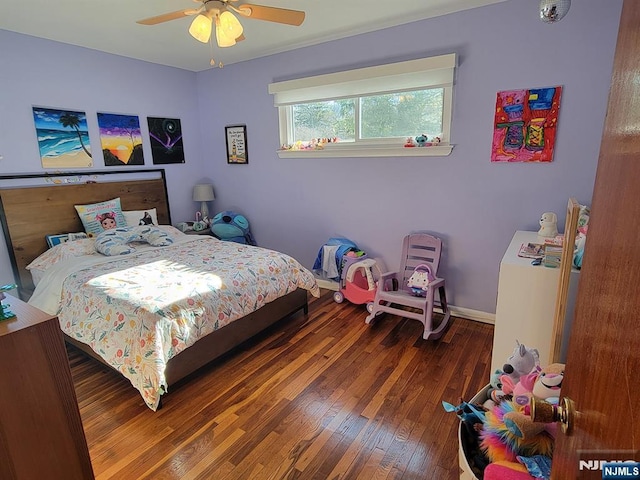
[0,30,207,289]
[196,0,623,315]
[0,0,623,316]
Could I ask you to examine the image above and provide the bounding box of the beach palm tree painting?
[32,107,93,168]
[97,113,145,166]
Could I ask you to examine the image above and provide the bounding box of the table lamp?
[193,184,215,220]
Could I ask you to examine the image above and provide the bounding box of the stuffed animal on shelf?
[414,134,429,147]
[537,212,558,238]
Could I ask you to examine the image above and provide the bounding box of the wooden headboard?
[0,170,171,299]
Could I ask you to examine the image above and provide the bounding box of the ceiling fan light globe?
[189,14,212,42]
[219,11,244,38]
[215,18,237,47]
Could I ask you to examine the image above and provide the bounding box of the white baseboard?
[437,305,495,325]
[315,277,339,291]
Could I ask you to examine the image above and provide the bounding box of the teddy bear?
[537,212,558,238]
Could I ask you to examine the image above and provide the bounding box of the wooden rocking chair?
[365,233,452,340]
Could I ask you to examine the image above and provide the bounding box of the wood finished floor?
[69,290,494,480]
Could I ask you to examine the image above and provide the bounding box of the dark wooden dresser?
[0,294,94,480]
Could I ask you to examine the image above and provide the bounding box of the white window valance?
[268,53,457,106]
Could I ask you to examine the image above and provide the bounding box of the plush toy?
[537,212,558,238]
[415,134,429,147]
[502,363,565,441]
[483,460,535,480]
[484,369,508,409]
[407,264,434,296]
[500,341,540,391]
[210,211,257,246]
[480,398,555,464]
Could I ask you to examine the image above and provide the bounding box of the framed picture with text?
[225,124,248,164]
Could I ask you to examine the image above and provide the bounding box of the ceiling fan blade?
[235,4,305,26]
[136,8,201,25]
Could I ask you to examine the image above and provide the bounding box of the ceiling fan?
[137,0,305,48]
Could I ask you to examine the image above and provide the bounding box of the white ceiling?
[0,0,506,72]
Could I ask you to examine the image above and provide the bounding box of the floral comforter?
[30,235,319,410]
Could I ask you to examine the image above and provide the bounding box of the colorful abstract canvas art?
[97,113,144,166]
[147,117,185,164]
[491,86,562,162]
[32,107,93,169]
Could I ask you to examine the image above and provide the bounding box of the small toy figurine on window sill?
[0,284,18,321]
[415,134,429,147]
[415,134,442,147]
[404,137,416,147]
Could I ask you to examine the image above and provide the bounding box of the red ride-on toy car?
[333,257,385,313]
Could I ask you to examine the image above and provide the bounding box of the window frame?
[269,54,456,158]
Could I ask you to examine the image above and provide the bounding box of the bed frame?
[0,169,308,391]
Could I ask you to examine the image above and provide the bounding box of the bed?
[0,170,319,410]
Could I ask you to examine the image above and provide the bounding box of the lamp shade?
[193,184,215,221]
[219,11,243,39]
[193,184,215,202]
[189,14,212,43]
[215,15,237,47]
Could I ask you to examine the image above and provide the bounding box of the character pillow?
[75,198,127,236]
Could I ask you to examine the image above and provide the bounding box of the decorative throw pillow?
[45,232,88,249]
[74,198,127,236]
[95,226,173,256]
[123,208,158,227]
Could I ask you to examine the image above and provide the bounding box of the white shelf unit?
[491,231,580,371]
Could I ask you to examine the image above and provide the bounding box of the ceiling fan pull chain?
[208,34,223,68]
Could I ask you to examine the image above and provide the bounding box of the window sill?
[276,144,453,159]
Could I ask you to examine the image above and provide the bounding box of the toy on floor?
[210,210,257,245]
[333,255,385,313]
[312,237,360,281]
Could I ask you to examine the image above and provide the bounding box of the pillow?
[45,232,88,249]
[95,226,174,256]
[74,198,127,237]
[26,238,97,272]
[123,209,158,227]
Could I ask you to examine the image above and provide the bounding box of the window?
[268,54,456,158]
